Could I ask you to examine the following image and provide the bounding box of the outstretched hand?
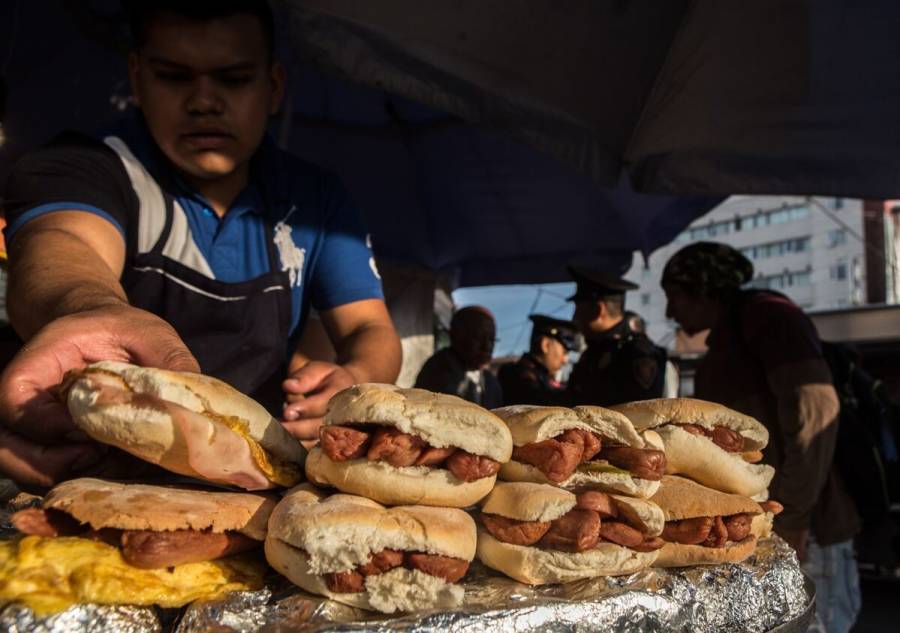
[281,361,357,446]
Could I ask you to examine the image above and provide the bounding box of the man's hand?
[0,304,199,485]
[776,525,809,562]
[281,361,357,445]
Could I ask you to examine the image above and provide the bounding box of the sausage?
[481,513,551,546]
[120,529,259,569]
[320,426,371,461]
[661,516,714,545]
[446,451,500,482]
[414,445,458,467]
[11,508,84,537]
[710,427,745,453]
[538,509,600,552]
[631,536,665,552]
[742,450,764,464]
[405,553,469,583]
[513,439,582,483]
[723,513,752,542]
[760,500,784,515]
[558,429,603,462]
[366,428,426,467]
[598,521,645,548]
[702,516,728,548]
[575,491,619,518]
[599,446,666,481]
[358,549,404,576]
[324,569,366,593]
[677,423,708,437]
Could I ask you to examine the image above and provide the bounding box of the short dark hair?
[124,0,275,55]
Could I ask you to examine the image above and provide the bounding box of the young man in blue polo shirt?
[0,0,401,486]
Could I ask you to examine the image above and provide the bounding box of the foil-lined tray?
[175,537,812,633]
[1,486,813,633]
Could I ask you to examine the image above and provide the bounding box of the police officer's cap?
[566,265,639,302]
[529,314,579,351]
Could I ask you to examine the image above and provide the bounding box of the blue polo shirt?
[3,117,384,338]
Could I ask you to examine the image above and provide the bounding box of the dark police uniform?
[498,315,579,406]
[565,266,666,406]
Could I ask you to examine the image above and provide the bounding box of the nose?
[186,76,224,115]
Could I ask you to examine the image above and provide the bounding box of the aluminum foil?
[0,603,162,633]
[177,536,813,633]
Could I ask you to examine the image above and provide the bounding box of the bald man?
[414,306,503,408]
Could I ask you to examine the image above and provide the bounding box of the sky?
[453,282,577,358]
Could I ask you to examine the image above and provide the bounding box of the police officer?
[498,314,580,406]
[565,265,666,406]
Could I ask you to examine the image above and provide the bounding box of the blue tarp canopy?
[4,0,899,285]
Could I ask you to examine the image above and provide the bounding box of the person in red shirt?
[661,242,860,633]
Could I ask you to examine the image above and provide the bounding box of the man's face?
[452,316,496,370]
[572,300,602,334]
[542,337,569,374]
[663,283,714,335]
[128,12,284,183]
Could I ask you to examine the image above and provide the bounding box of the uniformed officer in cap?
[498,314,580,406]
[565,265,666,406]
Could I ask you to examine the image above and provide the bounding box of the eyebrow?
[146,56,259,73]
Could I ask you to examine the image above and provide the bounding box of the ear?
[539,336,552,355]
[269,61,286,115]
[128,52,142,107]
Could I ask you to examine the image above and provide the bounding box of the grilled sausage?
[446,451,500,482]
[631,536,665,552]
[558,429,603,462]
[11,508,84,537]
[320,425,371,461]
[677,424,708,437]
[723,513,752,542]
[598,521,645,548]
[710,427,745,453]
[538,509,600,552]
[120,529,258,569]
[414,445,458,467]
[599,446,666,480]
[405,553,469,583]
[661,516,714,545]
[481,513,551,546]
[324,569,366,593]
[513,439,583,483]
[366,428,426,467]
[358,549,404,576]
[702,515,728,548]
[575,490,619,518]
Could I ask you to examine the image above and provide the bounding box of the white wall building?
[624,196,866,348]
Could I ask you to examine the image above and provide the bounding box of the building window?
[827,228,847,248]
[641,293,651,306]
[740,236,810,260]
[830,263,848,280]
[834,198,844,209]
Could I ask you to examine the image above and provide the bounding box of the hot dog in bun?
[265,485,476,613]
[3,478,271,614]
[305,384,513,507]
[609,398,774,497]
[476,482,664,584]
[649,475,763,567]
[493,405,666,498]
[64,361,306,490]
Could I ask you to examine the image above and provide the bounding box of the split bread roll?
[493,405,666,498]
[609,398,774,497]
[649,475,763,567]
[65,361,306,490]
[3,478,272,613]
[306,384,512,507]
[265,485,476,613]
[476,482,662,584]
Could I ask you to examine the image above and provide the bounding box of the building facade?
[625,196,867,348]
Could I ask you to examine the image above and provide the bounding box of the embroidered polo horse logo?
[273,221,305,287]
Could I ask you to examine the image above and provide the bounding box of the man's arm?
[0,211,198,485]
[281,298,400,440]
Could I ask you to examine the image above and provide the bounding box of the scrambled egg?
[0,536,265,615]
[213,414,303,487]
